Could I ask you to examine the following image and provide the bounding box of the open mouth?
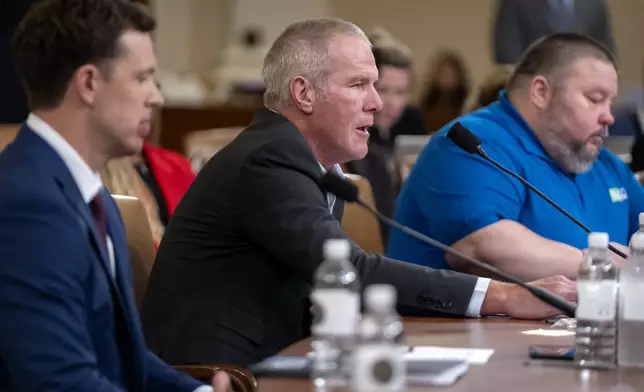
[589,136,604,146]
[356,126,369,135]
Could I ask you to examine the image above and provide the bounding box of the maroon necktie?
[89,191,108,251]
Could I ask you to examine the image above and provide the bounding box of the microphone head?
[447,122,481,154]
[319,172,360,203]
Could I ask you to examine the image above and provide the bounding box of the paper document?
[406,359,469,386]
[404,346,495,365]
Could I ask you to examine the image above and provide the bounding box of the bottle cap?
[588,232,609,249]
[365,284,396,311]
[323,238,351,261]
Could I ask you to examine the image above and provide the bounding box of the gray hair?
[261,18,370,110]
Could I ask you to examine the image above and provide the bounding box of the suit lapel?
[102,190,146,388]
[103,190,142,324]
[255,109,348,223]
[64,189,114,277]
[332,198,344,222]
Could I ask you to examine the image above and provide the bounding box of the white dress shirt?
[318,162,490,317]
[319,162,343,212]
[27,114,213,392]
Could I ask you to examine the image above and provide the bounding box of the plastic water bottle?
[618,225,644,367]
[310,239,360,388]
[574,232,618,368]
[357,284,404,345]
[628,212,644,247]
[350,284,406,392]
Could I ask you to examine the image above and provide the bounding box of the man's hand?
[481,275,577,319]
[212,371,231,392]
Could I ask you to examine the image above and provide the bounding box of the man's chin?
[584,145,601,160]
[340,147,368,165]
[567,153,598,174]
[114,139,145,159]
[354,146,369,161]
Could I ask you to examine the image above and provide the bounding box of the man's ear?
[289,76,315,114]
[73,64,102,106]
[529,75,553,111]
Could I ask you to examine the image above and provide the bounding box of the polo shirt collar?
[498,90,555,163]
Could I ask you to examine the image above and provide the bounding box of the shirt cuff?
[465,277,491,317]
[193,386,213,392]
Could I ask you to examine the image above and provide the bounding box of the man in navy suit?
[0,1,229,391]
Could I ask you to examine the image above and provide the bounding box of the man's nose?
[366,85,383,113]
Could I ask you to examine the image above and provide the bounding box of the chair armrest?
[175,364,257,392]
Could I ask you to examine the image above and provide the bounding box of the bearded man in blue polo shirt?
[388,33,644,281]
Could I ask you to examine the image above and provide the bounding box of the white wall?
[230,0,330,47]
[152,0,329,74]
[151,0,228,73]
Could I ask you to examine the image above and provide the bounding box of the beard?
[539,108,606,174]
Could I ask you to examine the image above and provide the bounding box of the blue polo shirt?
[387,91,644,269]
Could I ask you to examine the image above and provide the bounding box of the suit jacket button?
[417,296,426,305]
[441,300,452,308]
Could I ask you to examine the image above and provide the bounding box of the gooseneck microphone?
[319,173,576,318]
[447,122,628,260]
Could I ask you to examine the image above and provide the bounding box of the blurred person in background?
[101,139,196,246]
[468,66,513,111]
[366,29,427,145]
[611,109,644,173]
[420,49,470,133]
[493,0,615,65]
[346,44,424,245]
[609,62,644,173]
[616,62,644,111]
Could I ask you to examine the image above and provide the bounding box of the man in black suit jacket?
[493,0,614,65]
[141,18,576,367]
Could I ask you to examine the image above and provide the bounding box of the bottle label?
[311,289,360,336]
[576,281,617,321]
[622,281,644,321]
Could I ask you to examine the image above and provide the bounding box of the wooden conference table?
[256,317,644,392]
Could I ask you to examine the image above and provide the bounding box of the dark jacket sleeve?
[236,137,479,317]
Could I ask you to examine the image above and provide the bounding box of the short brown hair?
[506,33,616,92]
[12,0,156,110]
[372,46,412,71]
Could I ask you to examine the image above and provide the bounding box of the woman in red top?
[101,142,195,245]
